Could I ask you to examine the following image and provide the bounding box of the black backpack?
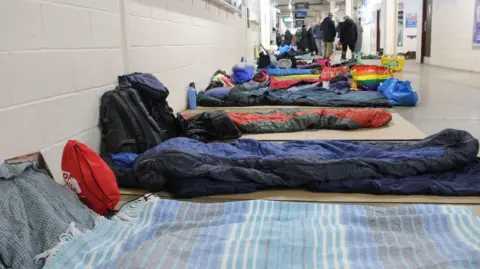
[118,73,180,139]
[100,73,180,154]
[100,87,164,154]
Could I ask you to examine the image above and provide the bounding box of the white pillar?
[384,0,397,55]
[260,0,270,46]
[330,0,336,15]
[345,0,353,17]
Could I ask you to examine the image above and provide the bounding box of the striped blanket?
[43,197,480,269]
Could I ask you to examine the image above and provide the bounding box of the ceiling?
[275,0,345,6]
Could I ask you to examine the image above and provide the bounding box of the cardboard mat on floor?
[119,188,480,205]
[183,107,425,140]
[184,106,393,113]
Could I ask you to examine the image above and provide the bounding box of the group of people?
[275,13,363,61]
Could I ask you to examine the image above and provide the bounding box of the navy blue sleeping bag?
[132,129,480,197]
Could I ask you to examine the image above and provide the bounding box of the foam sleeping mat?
[119,189,480,205]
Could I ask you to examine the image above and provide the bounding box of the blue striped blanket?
[43,197,480,269]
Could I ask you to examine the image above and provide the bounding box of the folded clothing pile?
[0,162,95,268]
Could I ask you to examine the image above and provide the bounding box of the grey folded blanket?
[0,162,95,269]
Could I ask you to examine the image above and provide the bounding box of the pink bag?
[315,51,335,67]
[315,58,330,67]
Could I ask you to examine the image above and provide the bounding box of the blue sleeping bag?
[264,68,313,76]
[133,129,480,198]
[378,78,419,106]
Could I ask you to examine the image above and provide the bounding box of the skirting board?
[119,188,480,205]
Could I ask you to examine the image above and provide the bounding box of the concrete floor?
[363,59,480,213]
[365,59,480,139]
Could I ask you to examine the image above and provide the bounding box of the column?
[383,0,397,55]
[330,0,336,15]
[345,0,353,17]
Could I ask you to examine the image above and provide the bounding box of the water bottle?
[187,82,196,110]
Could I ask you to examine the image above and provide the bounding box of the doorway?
[421,0,432,63]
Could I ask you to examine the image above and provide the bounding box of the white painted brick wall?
[0,0,122,182]
[126,0,253,112]
[0,0,258,182]
[430,0,480,72]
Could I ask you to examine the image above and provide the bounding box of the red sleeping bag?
[61,140,120,215]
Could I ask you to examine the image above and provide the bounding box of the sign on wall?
[295,20,305,28]
[295,11,308,18]
[406,13,417,28]
[397,2,404,47]
[474,0,480,45]
[294,2,309,9]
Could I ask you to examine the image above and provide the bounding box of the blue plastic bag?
[378,78,418,106]
[232,66,254,84]
[279,45,291,55]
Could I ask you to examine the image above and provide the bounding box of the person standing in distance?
[339,15,358,60]
[355,18,364,58]
[313,18,323,57]
[283,29,293,46]
[320,12,336,58]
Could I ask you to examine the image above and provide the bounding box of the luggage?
[62,140,120,215]
[100,87,164,154]
[118,73,180,139]
[381,56,405,72]
[321,66,349,81]
[351,65,392,91]
[378,78,418,106]
[101,73,179,154]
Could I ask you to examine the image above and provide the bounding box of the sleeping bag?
[182,108,392,136]
[133,129,479,197]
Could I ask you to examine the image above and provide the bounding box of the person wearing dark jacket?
[295,25,308,51]
[276,30,282,47]
[320,13,336,58]
[337,17,345,34]
[339,16,358,60]
[307,26,317,55]
[283,29,293,46]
